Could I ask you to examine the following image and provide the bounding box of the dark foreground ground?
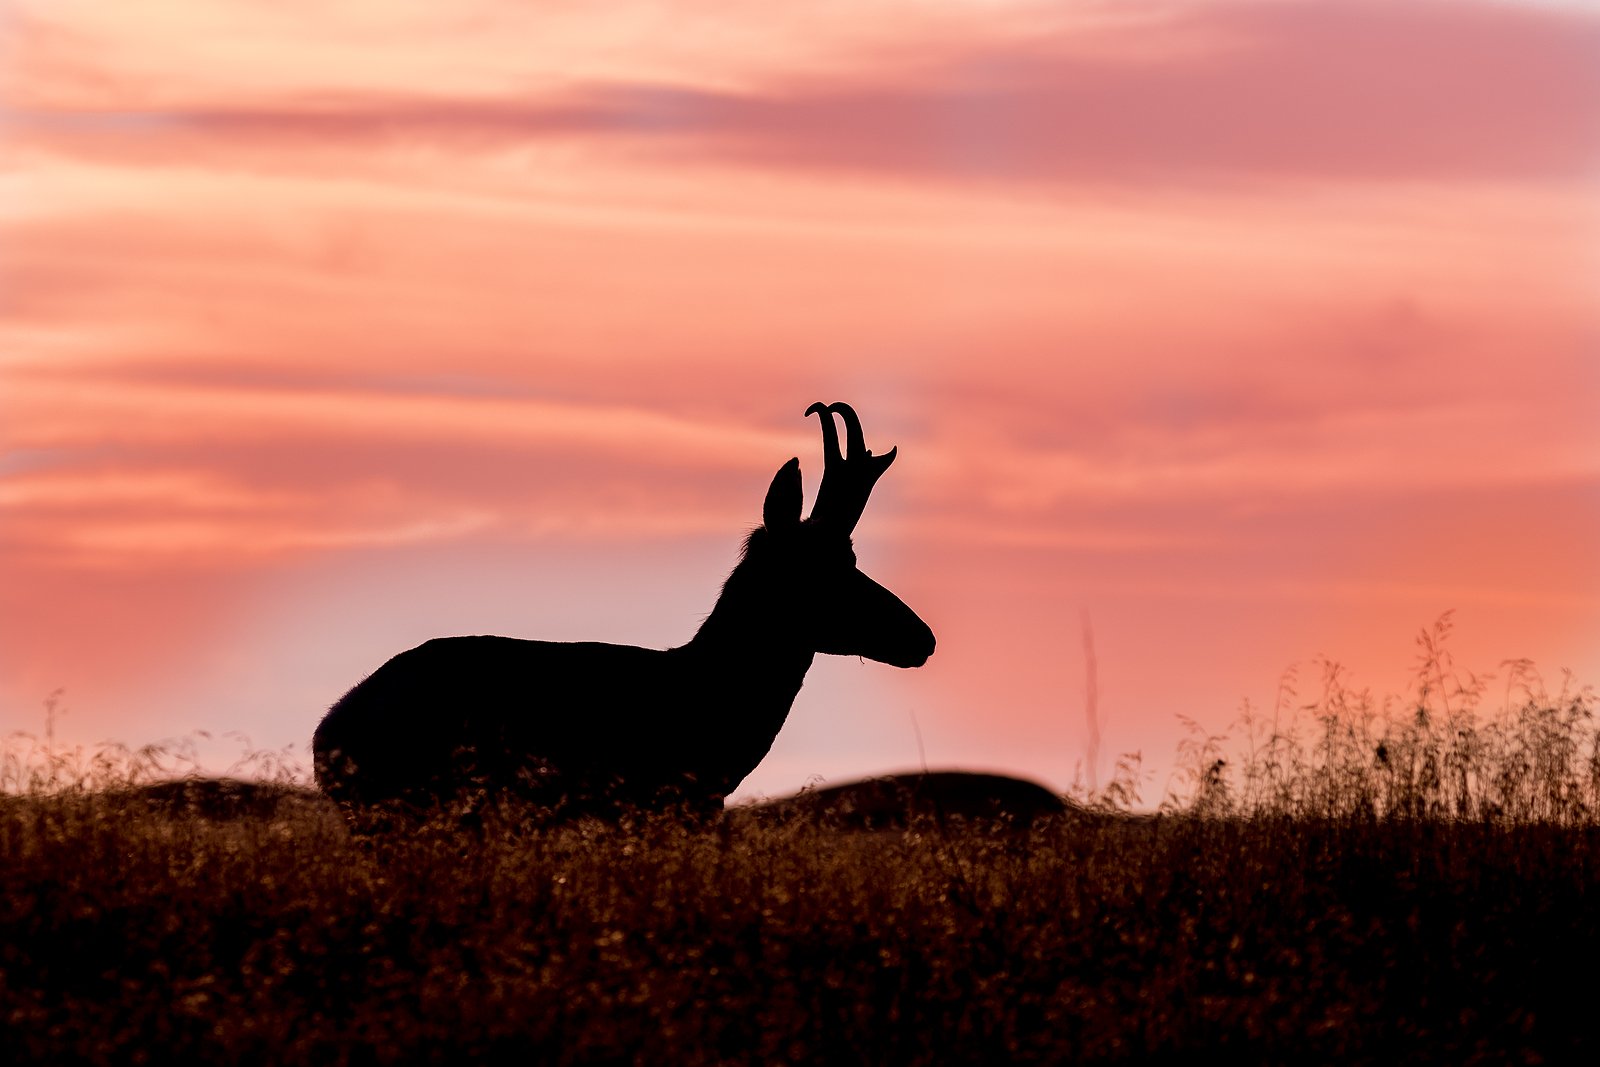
[3,786,1597,1066]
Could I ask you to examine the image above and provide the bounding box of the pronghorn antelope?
[313,402,935,819]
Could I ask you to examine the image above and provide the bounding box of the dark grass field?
[4,783,1599,1064]
[5,623,1597,1065]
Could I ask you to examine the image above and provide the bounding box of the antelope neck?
[681,604,816,675]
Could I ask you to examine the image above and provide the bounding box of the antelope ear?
[764,458,802,530]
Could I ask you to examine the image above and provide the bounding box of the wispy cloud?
[12,2,1599,185]
[0,371,823,566]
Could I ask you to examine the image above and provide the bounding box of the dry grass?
[4,616,1597,1065]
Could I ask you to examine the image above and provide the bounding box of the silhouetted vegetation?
[4,617,1596,1064]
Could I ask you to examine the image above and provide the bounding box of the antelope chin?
[887,645,934,669]
[850,630,935,669]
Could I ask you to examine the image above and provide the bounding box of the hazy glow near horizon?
[3,0,1598,802]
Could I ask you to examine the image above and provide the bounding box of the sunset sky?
[3,0,1598,803]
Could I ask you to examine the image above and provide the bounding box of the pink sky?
[4,0,1598,803]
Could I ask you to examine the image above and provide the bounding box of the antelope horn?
[831,402,868,459]
[805,402,897,533]
[806,401,841,464]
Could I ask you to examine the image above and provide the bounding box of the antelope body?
[313,403,934,818]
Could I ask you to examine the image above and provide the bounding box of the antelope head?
[740,402,934,669]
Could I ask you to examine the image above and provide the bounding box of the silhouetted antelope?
[313,403,935,821]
